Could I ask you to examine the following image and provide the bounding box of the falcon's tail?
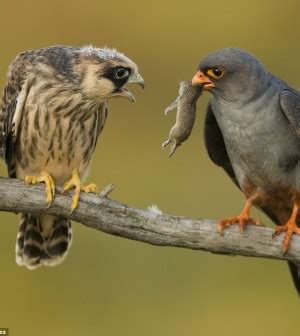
[15,214,72,269]
[258,205,300,296]
[288,262,300,296]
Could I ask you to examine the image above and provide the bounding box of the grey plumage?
[194,48,300,294]
[1,45,144,269]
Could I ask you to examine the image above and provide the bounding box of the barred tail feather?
[16,214,72,270]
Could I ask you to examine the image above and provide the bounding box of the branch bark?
[1,177,300,263]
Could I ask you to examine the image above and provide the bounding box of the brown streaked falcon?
[0,45,144,269]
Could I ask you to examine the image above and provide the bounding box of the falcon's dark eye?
[207,67,225,79]
[115,68,129,79]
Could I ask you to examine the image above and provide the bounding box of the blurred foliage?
[0,0,300,335]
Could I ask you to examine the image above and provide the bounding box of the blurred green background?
[0,0,299,335]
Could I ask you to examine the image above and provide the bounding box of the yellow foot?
[62,169,98,212]
[25,171,55,207]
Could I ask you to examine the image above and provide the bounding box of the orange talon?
[273,203,300,254]
[217,192,262,234]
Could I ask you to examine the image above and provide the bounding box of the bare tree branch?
[1,177,300,263]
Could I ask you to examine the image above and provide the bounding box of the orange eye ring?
[207,68,225,79]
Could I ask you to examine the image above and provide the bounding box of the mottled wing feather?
[280,89,300,137]
[0,53,31,176]
[9,78,30,139]
[2,55,28,133]
[1,82,19,162]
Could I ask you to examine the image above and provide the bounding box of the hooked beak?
[118,73,145,102]
[192,71,215,90]
[127,73,145,89]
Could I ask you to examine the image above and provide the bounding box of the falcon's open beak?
[120,73,145,102]
[117,87,136,102]
[192,71,215,90]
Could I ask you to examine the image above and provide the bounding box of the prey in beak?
[192,71,215,90]
[118,73,145,102]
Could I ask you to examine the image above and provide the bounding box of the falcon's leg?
[217,192,262,233]
[62,169,98,212]
[273,202,300,253]
[25,171,55,207]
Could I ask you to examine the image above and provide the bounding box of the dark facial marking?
[103,66,131,89]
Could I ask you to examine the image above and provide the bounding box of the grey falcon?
[192,48,300,293]
[0,45,144,269]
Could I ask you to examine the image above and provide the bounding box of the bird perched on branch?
[0,45,144,269]
[192,48,300,293]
